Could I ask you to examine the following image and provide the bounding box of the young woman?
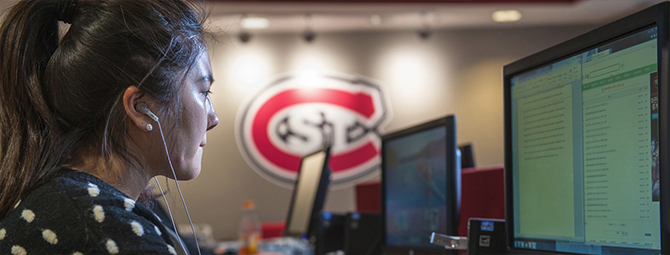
[0,0,218,254]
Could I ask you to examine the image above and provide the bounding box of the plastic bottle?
[238,200,262,255]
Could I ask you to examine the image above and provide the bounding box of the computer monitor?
[381,116,461,254]
[504,2,669,254]
[284,148,331,239]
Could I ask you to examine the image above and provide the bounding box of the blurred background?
[0,0,664,241]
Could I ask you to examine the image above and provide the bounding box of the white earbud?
[137,103,159,121]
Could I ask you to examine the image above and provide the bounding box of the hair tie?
[56,0,78,24]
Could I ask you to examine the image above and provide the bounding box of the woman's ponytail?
[0,0,63,219]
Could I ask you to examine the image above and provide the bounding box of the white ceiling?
[0,0,666,33]
[206,0,668,33]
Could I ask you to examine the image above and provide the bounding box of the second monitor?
[381,115,461,255]
[284,148,331,241]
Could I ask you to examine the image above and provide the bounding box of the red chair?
[355,180,382,213]
[457,166,505,236]
[261,221,285,239]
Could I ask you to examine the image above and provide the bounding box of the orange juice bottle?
[238,200,261,255]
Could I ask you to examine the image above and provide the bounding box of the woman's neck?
[64,155,151,201]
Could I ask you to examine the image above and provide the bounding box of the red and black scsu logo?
[236,71,391,188]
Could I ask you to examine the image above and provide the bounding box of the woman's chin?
[183,168,201,180]
[163,167,201,181]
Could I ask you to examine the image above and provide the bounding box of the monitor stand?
[430,232,468,250]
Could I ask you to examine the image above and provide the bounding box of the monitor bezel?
[283,147,332,239]
[503,2,669,254]
[381,115,461,255]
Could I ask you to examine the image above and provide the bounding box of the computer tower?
[314,211,345,255]
[344,212,382,255]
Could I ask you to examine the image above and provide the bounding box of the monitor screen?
[505,3,667,254]
[382,116,460,254]
[284,149,331,238]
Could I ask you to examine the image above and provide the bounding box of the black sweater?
[0,168,176,255]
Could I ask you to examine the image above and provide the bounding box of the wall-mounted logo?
[236,70,391,188]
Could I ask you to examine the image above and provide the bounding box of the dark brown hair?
[0,0,207,219]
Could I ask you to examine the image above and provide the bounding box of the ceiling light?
[370,15,381,26]
[241,17,269,30]
[492,10,522,23]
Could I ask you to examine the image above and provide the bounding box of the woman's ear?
[123,86,155,131]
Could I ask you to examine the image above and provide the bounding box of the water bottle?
[238,200,262,255]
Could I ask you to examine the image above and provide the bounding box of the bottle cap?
[243,200,255,210]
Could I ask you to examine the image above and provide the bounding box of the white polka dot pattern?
[42,229,58,245]
[123,198,135,212]
[154,225,162,236]
[21,209,35,223]
[106,239,119,254]
[93,205,105,223]
[167,244,177,255]
[0,228,5,240]
[130,221,144,236]
[72,252,84,255]
[11,245,27,255]
[87,183,100,197]
[13,200,21,209]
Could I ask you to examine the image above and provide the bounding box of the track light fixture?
[417,11,432,40]
[238,31,252,43]
[303,30,316,43]
[303,13,316,43]
[238,14,252,43]
[418,27,431,40]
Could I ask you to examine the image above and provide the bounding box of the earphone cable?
[156,120,202,255]
[155,177,190,254]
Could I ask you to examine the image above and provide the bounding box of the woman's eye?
[202,90,212,97]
